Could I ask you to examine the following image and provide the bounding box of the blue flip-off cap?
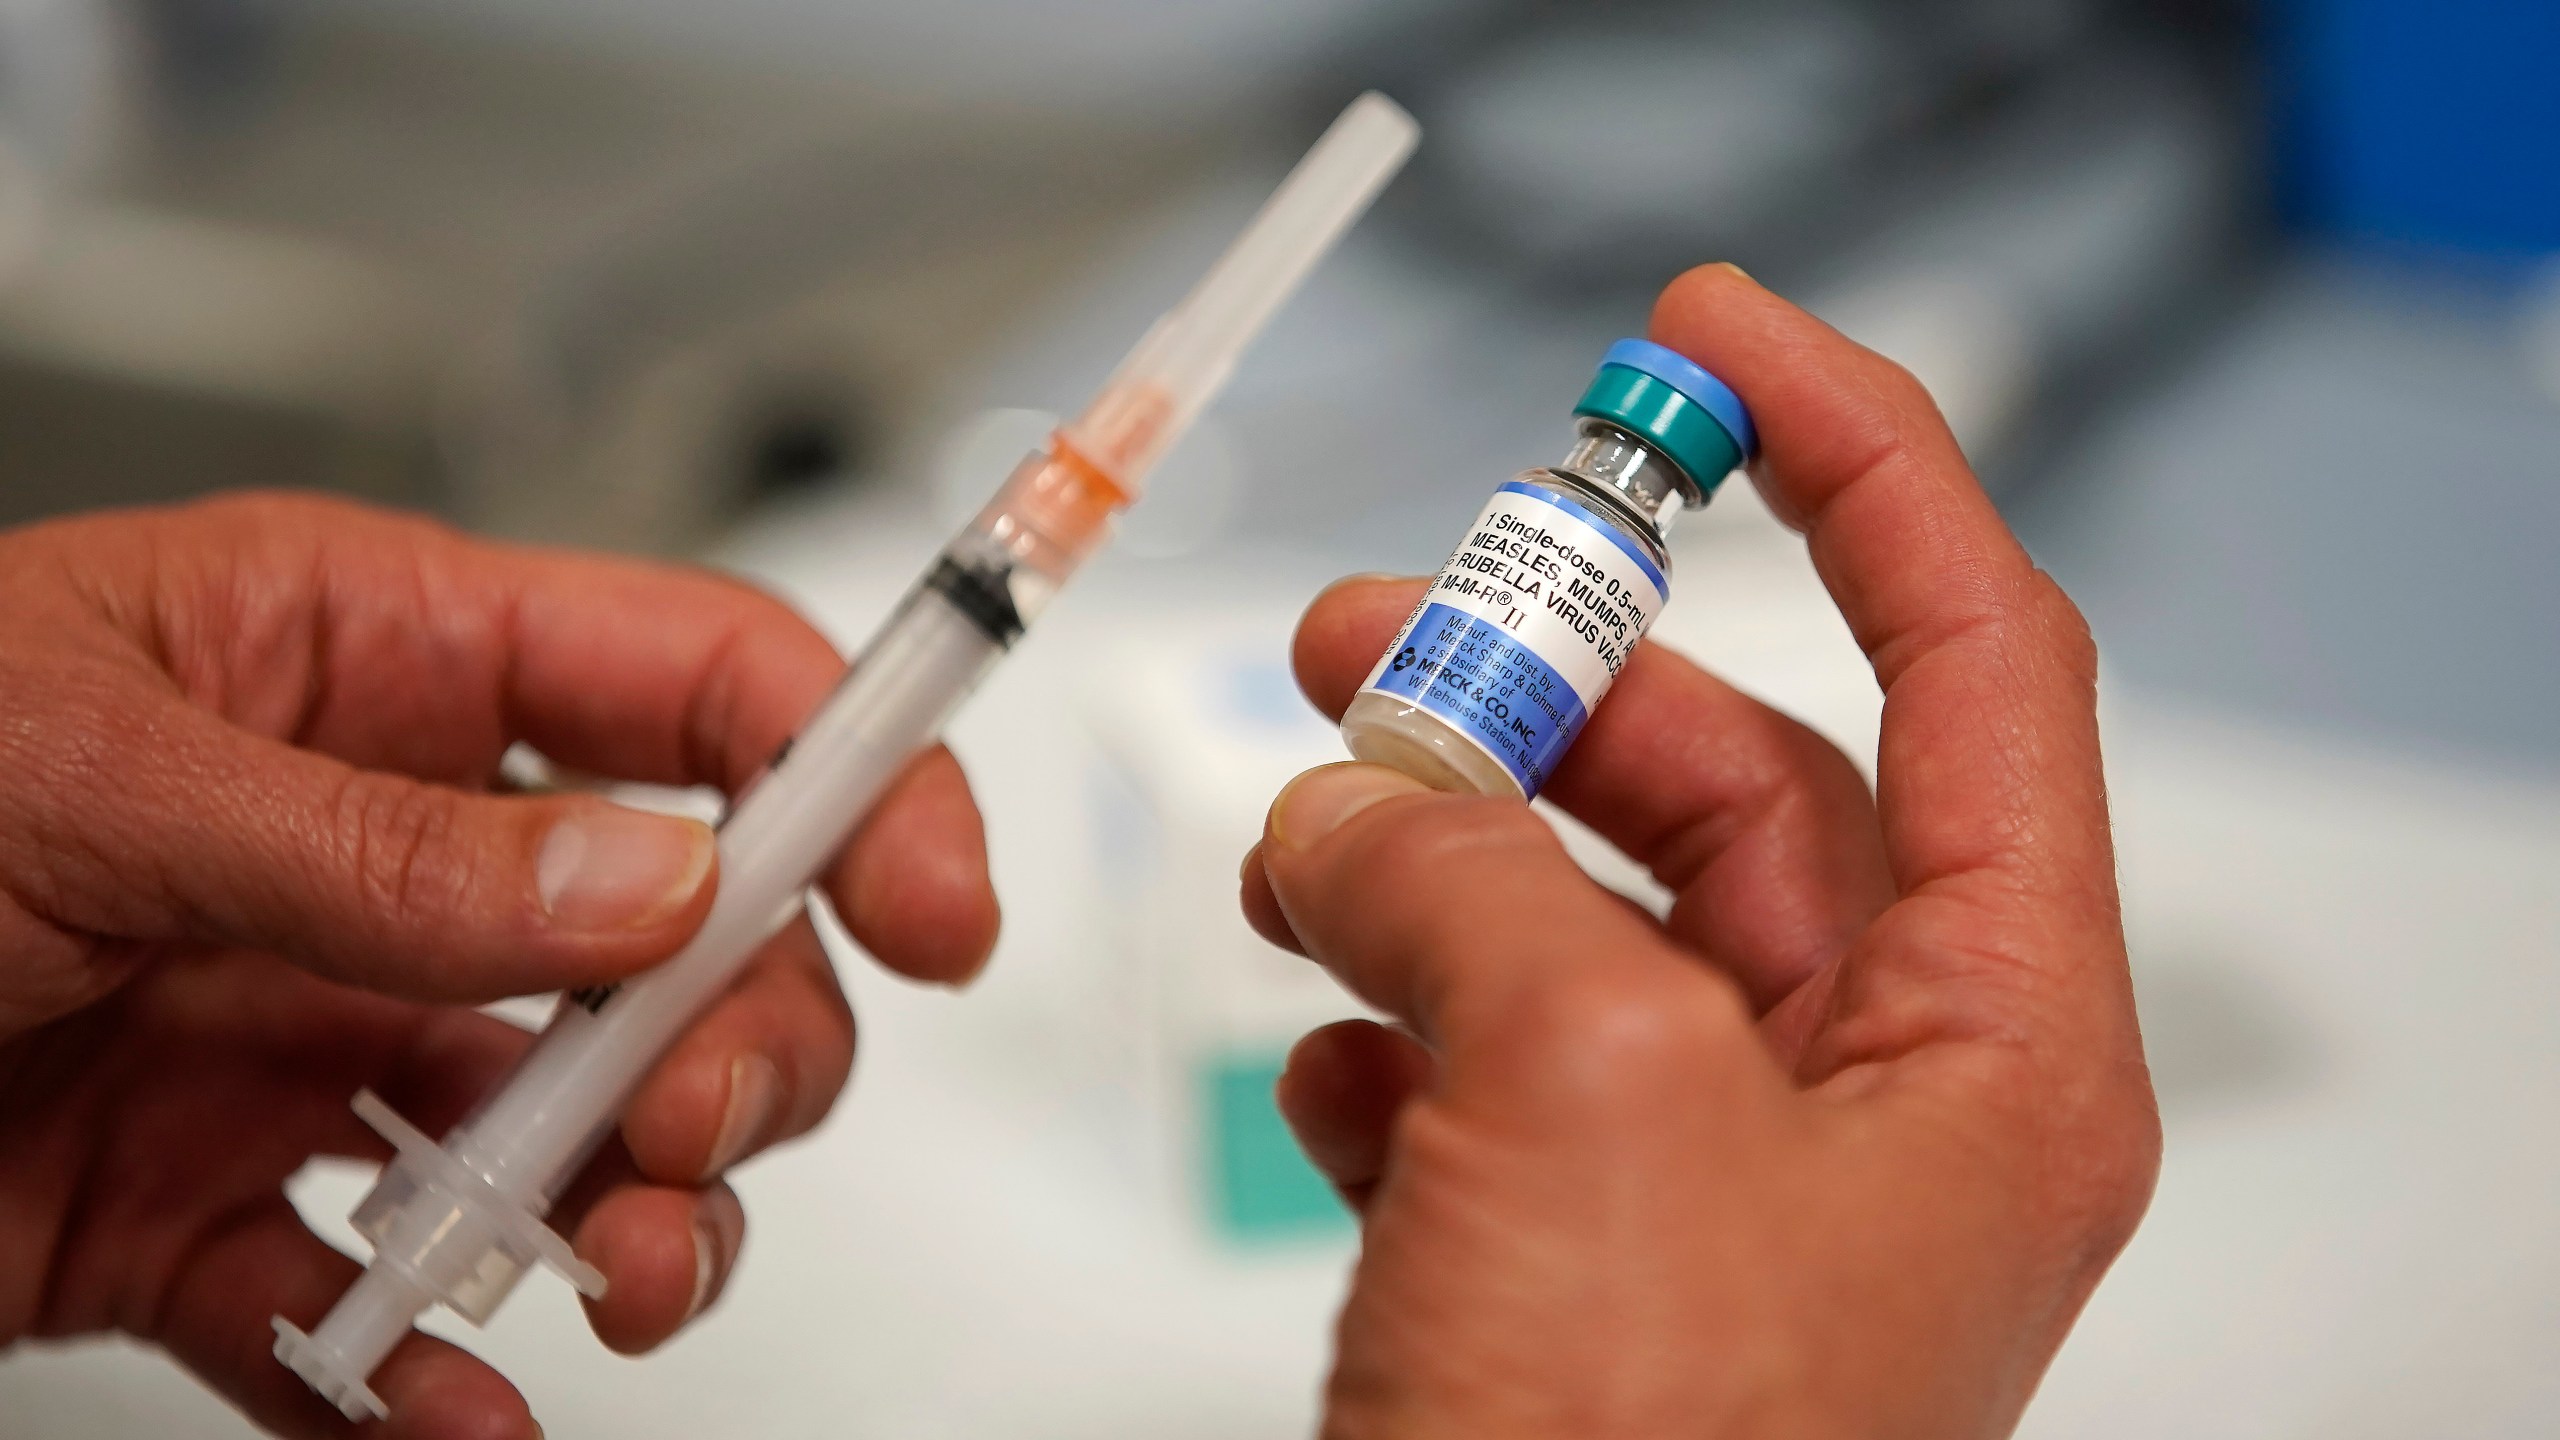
[1598,338,1757,459]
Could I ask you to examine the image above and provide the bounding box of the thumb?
[1256,764,1753,1084]
[16,693,716,1002]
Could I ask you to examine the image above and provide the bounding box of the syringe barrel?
[451,581,1006,1195]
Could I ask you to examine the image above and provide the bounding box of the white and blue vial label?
[1359,481,1667,797]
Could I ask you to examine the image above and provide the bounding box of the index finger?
[152,494,997,985]
[1648,266,2113,931]
[473,539,1000,983]
[141,492,840,793]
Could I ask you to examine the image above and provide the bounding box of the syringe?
[274,93,1418,1421]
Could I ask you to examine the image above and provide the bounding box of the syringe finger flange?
[348,1089,604,1322]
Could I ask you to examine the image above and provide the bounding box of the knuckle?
[1864,352,1943,421]
[186,487,328,521]
[801,997,858,1130]
[685,562,805,624]
[2062,1085,2163,1257]
[1767,710,1876,817]
[673,563,833,670]
[178,488,362,547]
[2032,572,2101,687]
[185,486,418,533]
[181,490,470,585]
[1989,1048,2160,1265]
[1837,372,1961,496]
[329,770,473,932]
[1493,964,1751,1111]
[0,675,170,928]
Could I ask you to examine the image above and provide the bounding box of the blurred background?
[2,0,2555,1435]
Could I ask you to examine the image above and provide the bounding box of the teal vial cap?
[1573,338,1756,496]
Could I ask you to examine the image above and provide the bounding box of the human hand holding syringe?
[271,92,1418,1422]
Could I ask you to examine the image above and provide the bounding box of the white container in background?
[1078,608,1371,1246]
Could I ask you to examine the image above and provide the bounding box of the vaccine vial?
[1344,338,1757,799]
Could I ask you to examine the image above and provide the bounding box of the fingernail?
[1239,843,1261,885]
[685,1187,746,1323]
[1714,260,1756,284]
[1271,763,1425,852]
[703,1055,781,1180]
[536,805,715,931]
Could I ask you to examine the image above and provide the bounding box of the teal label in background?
[1204,1053,1351,1242]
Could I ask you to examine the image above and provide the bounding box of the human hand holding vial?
[1240,265,2150,1437]
[273,93,1417,1421]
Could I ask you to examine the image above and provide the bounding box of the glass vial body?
[1343,418,1699,799]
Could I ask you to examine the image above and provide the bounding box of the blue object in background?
[2274,0,2560,256]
